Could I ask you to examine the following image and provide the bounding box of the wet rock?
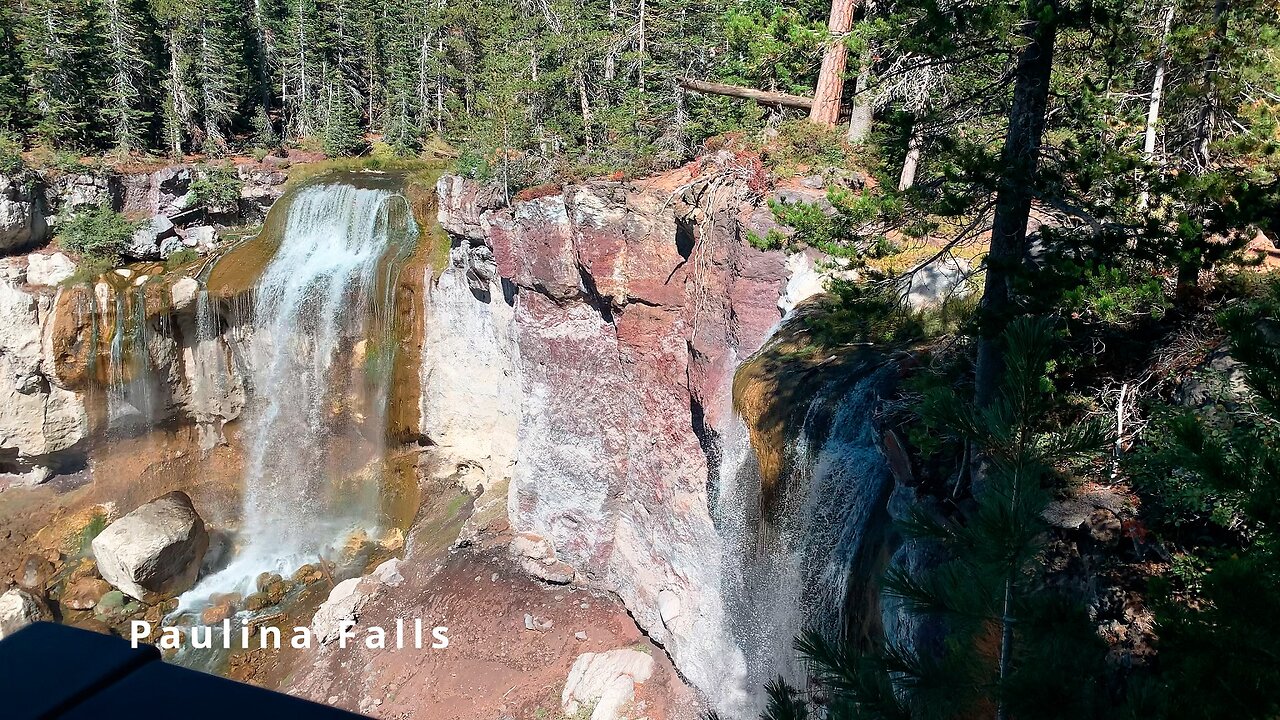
[0,175,49,251]
[256,572,283,593]
[377,527,405,554]
[170,276,199,312]
[264,579,290,605]
[25,252,75,286]
[62,578,112,611]
[0,588,52,639]
[202,598,237,624]
[291,564,324,585]
[71,617,114,636]
[67,557,99,583]
[92,590,126,617]
[561,648,656,720]
[243,592,271,612]
[14,554,54,593]
[91,491,209,603]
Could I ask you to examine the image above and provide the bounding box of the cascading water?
[180,182,417,607]
[714,329,895,708]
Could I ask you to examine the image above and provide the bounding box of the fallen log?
[677,77,814,110]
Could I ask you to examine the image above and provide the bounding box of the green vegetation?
[0,130,22,173]
[56,205,139,264]
[189,164,243,210]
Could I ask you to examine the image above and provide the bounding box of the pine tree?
[18,0,111,148]
[0,0,31,132]
[322,77,363,156]
[195,0,250,154]
[99,0,157,152]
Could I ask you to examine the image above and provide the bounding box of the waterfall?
[104,284,169,431]
[180,182,417,606]
[715,341,894,708]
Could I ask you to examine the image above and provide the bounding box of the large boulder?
[0,175,48,252]
[91,491,209,603]
[26,252,76,287]
[0,588,52,640]
[561,648,656,720]
[126,215,176,260]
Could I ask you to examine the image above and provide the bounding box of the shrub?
[0,131,23,174]
[164,248,200,270]
[1061,264,1170,326]
[190,165,243,211]
[58,205,139,264]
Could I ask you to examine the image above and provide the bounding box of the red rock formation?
[430,166,795,712]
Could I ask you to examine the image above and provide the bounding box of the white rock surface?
[25,252,75,287]
[126,214,176,260]
[0,268,88,483]
[418,257,521,494]
[92,492,209,603]
[311,559,404,643]
[0,588,51,640]
[183,225,218,253]
[561,648,656,720]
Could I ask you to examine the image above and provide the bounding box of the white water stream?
[178,182,417,609]
[714,355,894,707]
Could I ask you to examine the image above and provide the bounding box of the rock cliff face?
[0,162,289,255]
[428,169,801,712]
[0,260,89,485]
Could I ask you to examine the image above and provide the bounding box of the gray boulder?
[0,175,49,252]
[126,214,176,260]
[0,588,51,640]
[900,255,973,310]
[91,491,209,603]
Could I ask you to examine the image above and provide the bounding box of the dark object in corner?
[0,622,367,720]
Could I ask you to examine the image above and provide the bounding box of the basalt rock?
[91,491,209,604]
[431,171,793,712]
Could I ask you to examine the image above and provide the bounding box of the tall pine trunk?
[1193,0,1228,171]
[1138,2,1176,211]
[809,0,856,127]
[898,120,922,190]
[973,0,1059,409]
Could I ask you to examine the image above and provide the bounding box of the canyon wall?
[426,165,807,712]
